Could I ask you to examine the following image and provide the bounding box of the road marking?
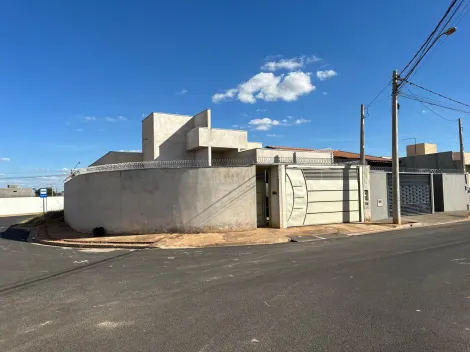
[97,321,134,329]
[73,260,89,264]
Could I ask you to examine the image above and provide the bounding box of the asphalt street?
[2,217,470,351]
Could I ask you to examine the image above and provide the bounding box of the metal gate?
[286,167,360,226]
[387,173,432,216]
[256,172,267,226]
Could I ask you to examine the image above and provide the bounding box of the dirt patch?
[37,220,413,249]
[21,210,64,227]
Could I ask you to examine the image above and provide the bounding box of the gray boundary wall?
[434,173,469,212]
[65,166,256,234]
[369,171,389,221]
[0,197,64,216]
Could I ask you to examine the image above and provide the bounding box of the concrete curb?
[32,225,156,249]
[345,222,425,237]
[288,219,470,243]
[29,217,470,250]
[34,238,155,249]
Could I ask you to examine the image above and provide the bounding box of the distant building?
[0,185,34,198]
[400,143,470,172]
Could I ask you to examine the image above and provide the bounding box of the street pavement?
[2,216,470,351]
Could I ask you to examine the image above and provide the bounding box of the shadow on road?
[0,227,31,242]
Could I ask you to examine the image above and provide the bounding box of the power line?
[399,0,468,83]
[400,0,458,76]
[401,95,470,114]
[401,86,459,121]
[366,80,391,108]
[0,174,65,180]
[412,1,470,78]
[403,0,468,81]
[400,93,470,114]
[404,80,470,108]
[453,0,470,25]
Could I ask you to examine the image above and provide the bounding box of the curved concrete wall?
[65,166,256,234]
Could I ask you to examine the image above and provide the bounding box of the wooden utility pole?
[459,118,466,174]
[360,104,365,165]
[391,70,401,225]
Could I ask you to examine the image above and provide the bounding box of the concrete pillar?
[358,165,371,222]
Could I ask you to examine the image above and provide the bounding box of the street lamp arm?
[399,27,457,86]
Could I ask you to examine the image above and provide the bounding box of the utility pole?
[391,70,401,225]
[360,104,365,165]
[459,118,466,174]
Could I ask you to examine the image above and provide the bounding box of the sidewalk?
[374,210,470,226]
[32,211,470,249]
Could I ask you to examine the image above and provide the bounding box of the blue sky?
[1,0,469,189]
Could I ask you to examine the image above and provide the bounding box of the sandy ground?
[37,221,403,248]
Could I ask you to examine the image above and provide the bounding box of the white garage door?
[285,167,360,226]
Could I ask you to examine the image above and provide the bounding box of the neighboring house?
[266,147,392,167]
[333,150,392,167]
[0,185,34,198]
[399,143,469,172]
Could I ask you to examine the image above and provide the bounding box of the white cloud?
[39,176,60,180]
[248,118,280,131]
[282,119,288,123]
[176,89,188,95]
[118,149,142,152]
[322,92,328,96]
[261,55,321,72]
[262,58,303,71]
[0,157,10,162]
[212,88,238,103]
[213,71,315,104]
[256,108,268,112]
[316,70,338,81]
[267,134,281,137]
[105,116,127,122]
[422,110,426,114]
[265,54,282,61]
[240,113,248,117]
[287,115,294,119]
[75,128,83,132]
[84,116,96,121]
[295,118,311,124]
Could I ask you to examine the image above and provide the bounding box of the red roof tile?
[265,146,391,163]
[333,150,391,162]
[265,146,328,152]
